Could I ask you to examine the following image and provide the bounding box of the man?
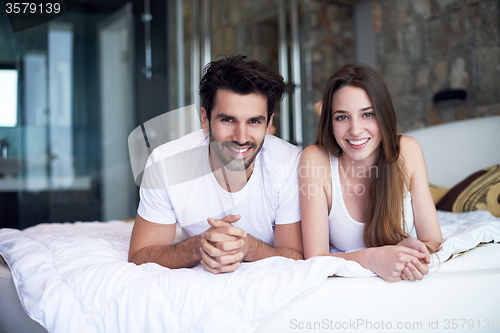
[128,55,303,274]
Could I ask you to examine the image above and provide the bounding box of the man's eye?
[250,119,261,124]
[221,118,233,123]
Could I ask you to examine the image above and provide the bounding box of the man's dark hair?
[199,55,285,124]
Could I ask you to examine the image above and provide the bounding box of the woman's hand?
[364,246,428,282]
[397,237,431,263]
[397,237,432,281]
[400,259,428,282]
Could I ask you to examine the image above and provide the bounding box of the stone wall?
[306,1,355,104]
[210,0,280,67]
[375,0,500,131]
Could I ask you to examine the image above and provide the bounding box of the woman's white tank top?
[328,154,415,252]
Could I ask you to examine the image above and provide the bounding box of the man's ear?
[201,107,209,131]
[265,113,275,135]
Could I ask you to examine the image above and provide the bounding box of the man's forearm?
[130,234,203,269]
[243,234,304,262]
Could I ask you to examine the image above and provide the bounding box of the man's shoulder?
[262,134,301,156]
[153,129,208,159]
[260,134,302,170]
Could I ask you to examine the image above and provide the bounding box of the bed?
[1,115,500,333]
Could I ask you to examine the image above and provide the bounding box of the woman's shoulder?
[301,144,330,163]
[399,135,426,177]
[399,135,423,160]
[299,144,331,186]
[299,145,332,180]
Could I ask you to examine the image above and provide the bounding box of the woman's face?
[331,85,382,166]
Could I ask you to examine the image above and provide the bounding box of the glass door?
[0,2,135,229]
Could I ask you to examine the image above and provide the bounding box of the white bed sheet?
[257,243,500,332]
[0,211,499,333]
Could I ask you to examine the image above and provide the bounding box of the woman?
[300,63,442,282]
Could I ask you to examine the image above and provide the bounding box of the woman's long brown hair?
[316,63,409,248]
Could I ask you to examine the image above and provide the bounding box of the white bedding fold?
[1,210,499,333]
[434,210,500,263]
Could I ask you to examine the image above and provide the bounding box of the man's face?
[201,89,273,172]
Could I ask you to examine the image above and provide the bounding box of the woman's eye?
[335,115,347,121]
[363,112,374,118]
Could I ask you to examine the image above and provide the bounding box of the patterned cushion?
[436,164,500,217]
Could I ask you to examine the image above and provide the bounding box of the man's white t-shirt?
[137,129,301,246]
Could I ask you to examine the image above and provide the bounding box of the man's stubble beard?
[209,126,265,172]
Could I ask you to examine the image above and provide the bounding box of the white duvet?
[0,210,499,333]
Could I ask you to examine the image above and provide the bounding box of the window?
[0,64,19,127]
